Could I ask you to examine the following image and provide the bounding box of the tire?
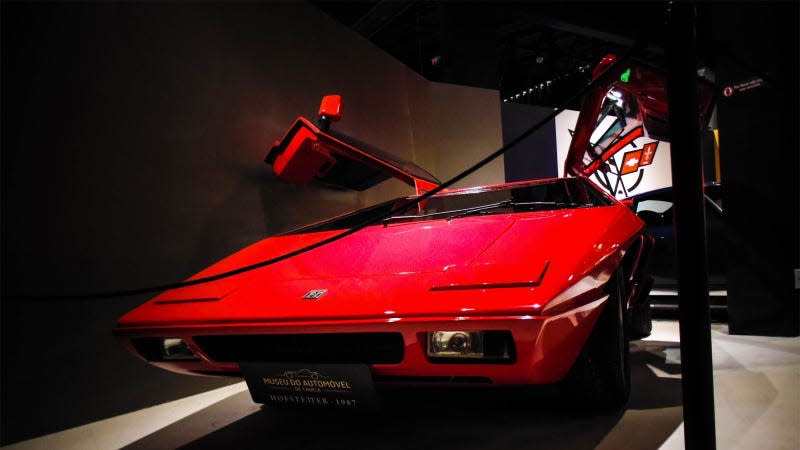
[629,275,654,339]
[630,300,652,339]
[561,270,630,410]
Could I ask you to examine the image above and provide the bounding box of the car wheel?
[561,270,630,410]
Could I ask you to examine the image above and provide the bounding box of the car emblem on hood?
[301,289,327,300]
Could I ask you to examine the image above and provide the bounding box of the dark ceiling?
[312,1,675,108]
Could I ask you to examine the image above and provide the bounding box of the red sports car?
[114,56,710,409]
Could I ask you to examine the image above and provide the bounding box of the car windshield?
[285,178,612,235]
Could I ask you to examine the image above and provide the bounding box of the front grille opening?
[130,337,200,362]
[130,337,165,361]
[193,332,404,364]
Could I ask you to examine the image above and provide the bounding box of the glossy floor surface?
[4,320,798,450]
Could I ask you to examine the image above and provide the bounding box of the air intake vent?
[193,333,404,364]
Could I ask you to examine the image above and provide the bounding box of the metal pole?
[666,2,717,449]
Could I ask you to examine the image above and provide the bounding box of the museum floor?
[4,320,798,450]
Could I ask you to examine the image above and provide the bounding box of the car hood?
[117,206,641,327]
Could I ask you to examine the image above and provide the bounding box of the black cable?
[9,49,635,300]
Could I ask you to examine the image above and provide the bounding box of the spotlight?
[427,331,484,358]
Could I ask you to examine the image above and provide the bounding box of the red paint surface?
[268,117,439,191]
[318,94,342,122]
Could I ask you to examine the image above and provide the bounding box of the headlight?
[161,338,199,360]
[427,331,484,358]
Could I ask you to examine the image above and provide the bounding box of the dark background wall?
[0,2,502,444]
[711,3,799,336]
[501,102,558,181]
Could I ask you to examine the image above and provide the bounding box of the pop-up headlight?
[427,331,484,358]
[161,338,200,360]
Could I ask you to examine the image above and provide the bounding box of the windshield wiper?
[383,200,592,226]
[382,202,509,226]
[445,200,591,220]
[444,200,516,221]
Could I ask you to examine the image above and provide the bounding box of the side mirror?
[318,95,342,132]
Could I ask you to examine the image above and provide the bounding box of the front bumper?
[114,296,607,386]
